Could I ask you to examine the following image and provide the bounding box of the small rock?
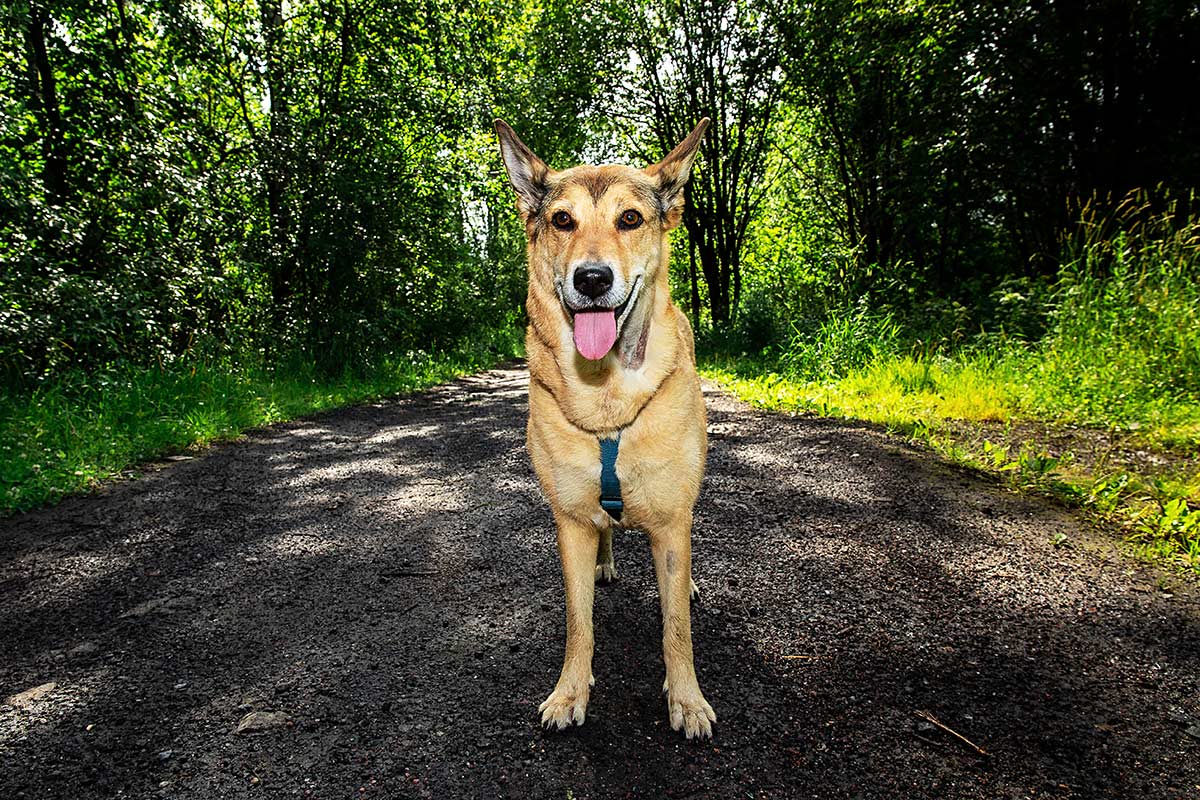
[235,711,289,734]
[157,750,173,761]
[174,682,188,690]
[1186,725,1200,741]
[5,682,57,708]
[69,642,99,656]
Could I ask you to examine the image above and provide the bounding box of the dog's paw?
[689,577,700,601]
[667,689,716,740]
[539,686,589,730]
[595,562,618,583]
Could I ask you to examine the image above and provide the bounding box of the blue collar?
[599,433,623,521]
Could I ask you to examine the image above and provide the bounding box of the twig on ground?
[781,655,820,660]
[914,709,989,757]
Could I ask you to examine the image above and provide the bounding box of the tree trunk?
[688,235,700,330]
[260,0,294,322]
[25,2,68,205]
[692,230,728,326]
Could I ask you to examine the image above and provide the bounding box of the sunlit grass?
[701,353,1012,433]
[0,334,522,515]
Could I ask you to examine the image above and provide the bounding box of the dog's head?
[495,119,709,361]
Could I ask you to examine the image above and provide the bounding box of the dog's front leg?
[539,514,599,729]
[650,515,715,740]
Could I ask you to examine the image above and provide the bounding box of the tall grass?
[1014,191,1200,443]
[779,299,902,380]
[0,331,522,515]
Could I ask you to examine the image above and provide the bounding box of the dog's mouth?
[557,276,643,361]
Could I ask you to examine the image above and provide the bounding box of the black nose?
[573,264,614,300]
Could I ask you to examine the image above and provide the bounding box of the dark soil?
[2,363,1198,799]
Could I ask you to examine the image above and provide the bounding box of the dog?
[495,118,716,739]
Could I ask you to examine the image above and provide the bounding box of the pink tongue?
[573,310,617,360]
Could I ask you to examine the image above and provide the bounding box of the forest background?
[2,0,1198,569]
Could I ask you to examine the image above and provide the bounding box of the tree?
[774,0,1200,301]
[611,0,782,327]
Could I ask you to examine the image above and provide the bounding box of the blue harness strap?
[599,433,623,520]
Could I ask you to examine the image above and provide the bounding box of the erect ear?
[494,119,553,219]
[644,117,711,229]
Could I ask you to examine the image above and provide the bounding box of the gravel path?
[1,364,1197,799]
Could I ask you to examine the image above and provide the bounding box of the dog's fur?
[495,118,716,739]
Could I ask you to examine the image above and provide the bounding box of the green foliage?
[701,191,1200,572]
[1134,497,1200,566]
[780,300,901,381]
[0,0,604,386]
[1013,193,1200,437]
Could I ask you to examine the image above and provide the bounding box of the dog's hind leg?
[595,526,618,583]
[539,515,599,730]
[650,513,715,740]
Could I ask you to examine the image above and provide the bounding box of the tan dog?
[495,118,716,739]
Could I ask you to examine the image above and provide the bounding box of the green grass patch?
[0,331,522,515]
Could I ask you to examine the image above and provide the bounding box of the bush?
[780,298,901,380]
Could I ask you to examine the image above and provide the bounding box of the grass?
[703,192,1200,575]
[0,331,522,515]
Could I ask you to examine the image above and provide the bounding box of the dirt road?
[1,364,1197,798]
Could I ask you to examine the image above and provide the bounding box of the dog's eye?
[551,211,574,230]
[618,209,643,230]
